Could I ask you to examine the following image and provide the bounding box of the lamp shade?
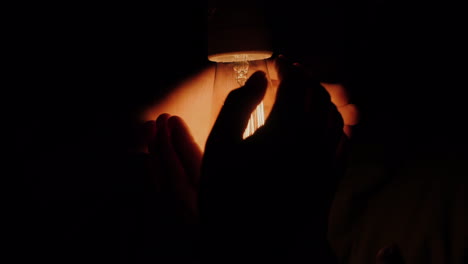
[207,6,273,63]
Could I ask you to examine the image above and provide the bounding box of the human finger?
[205,71,268,150]
[168,115,203,189]
[155,114,194,203]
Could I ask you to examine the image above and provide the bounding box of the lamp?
[207,5,276,138]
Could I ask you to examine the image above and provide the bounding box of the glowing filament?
[243,101,265,139]
[233,56,266,139]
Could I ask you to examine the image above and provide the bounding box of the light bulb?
[206,6,275,138]
[232,55,265,139]
[210,53,275,139]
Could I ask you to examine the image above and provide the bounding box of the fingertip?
[157,113,171,120]
[167,115,184,134]
[247,70,267,84]
[155,113,171,146]
[156,113,171,126]
[167,114,182,123]
[246,70,267,83]
[242,70,268,101]
[168,115,185,145]
[168,115,198,145]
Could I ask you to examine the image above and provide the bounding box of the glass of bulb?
[209,53,276,139]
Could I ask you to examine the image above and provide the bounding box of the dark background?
[10,0,466,262]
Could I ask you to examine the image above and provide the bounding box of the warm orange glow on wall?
[141,59,359,152]
[320,82,360,138]
[142,66,215,150]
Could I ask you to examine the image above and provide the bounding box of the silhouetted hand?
[199,56,346,263]
[145,113,202,223]
[143,114,203,263]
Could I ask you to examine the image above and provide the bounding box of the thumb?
[206,70,268,149]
